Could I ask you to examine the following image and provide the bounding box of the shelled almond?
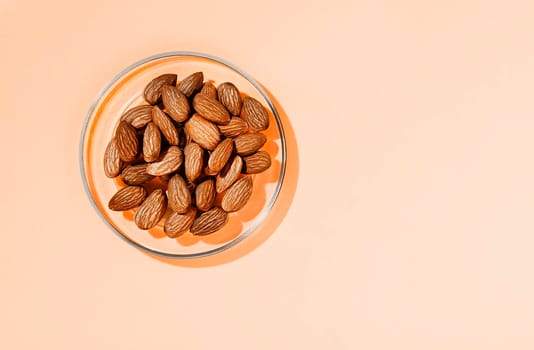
[104,72,272,237]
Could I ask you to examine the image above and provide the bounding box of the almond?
[207,138,233,175]
[217,82,242,115]
[221,176,253,212]
[177,72,203,97]
[192,93,230,124]
[115,121,138,162]
[241,96,269,131]
[164,208,197,238]
[152,106,179,146]
[161,85,190,122]
[121,164,154,185]
[216,155,243,193]
[146,146,183,176]
[167,174,191,214]
[120,105,153,124]
[184,114,220,150]
[184,142,204,183]
[244,151,271,174]
[234,133,267,156]
[199,81,218,99]
[134,189,167,230]
[190,207,228,236]
[143,122,161,162]
[104,138,123,178]
[144,74,177,104]
[108,186,147,211]
[195,178,216,211]
[218,117,248,137]
[130,112,152,128]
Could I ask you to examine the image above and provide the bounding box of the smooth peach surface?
[2,1,534,349]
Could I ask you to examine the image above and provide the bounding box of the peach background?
[2,0,534,349]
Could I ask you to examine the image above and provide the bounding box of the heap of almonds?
[103,72,272,237]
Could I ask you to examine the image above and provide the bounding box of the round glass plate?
[80,52,286,258]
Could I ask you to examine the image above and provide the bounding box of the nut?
[190,207,228,236]
[108,186,147,211]
[241,96,269,131]
[134,189,167,230]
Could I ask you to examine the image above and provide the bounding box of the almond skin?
[184,114,221,150]
[144,74,177,104]
[217,82,242,115]
[241,96,269,131]
[146,146,183,176]
[161,85,190,122]
[164,208,197,238]
[190,207,228,235]
[192,93,230,124]
[143,122,161,162]
[152,106,179,146]
[218,117,248,137]
[121,164,154,185]
[104,138,123,178]
[195,178,216,212]
[120,105,153,124]
[167,174,191,214]
[134,189,167,230]
[115,121,138,162]
[234,133,267,156]
[184,142,204,183]
[244,151,271,174]
[108,186,147,211]
[207,138,233,175]
[221,176,253,212]
[199,81,218,99]
[177,72,203,97]
[216,155,243,193]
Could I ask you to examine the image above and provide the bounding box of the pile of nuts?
[103,72,271,237]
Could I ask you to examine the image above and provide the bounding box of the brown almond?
[217,82,242,115]
[207,138,233,175]
[177,72,203,97]
[134,189,167,230]
[161,85,190,122]
[144,74,177,104]
[195,178,216,212]
[221,176,253,212]
[244,151,271,174]
[184,142,204,183]
[241,96,269,131]
[152,106,179,146]
[234,133,267,156]
[104,138,123,178]
[192,93,230,124]
[164,208,197,238]
[121,164,154,185]
[143,122,161,162]
[199,81,218,99]
[130,112,152,128]
[216,155,243,193]
[190,207,228,235]
[115,121,138,162]
[184,114,220,150]
[218,117,248,137]
[146,146,183,176]
[167,174,191,214]
[108,186,147,211]
[120,105,153,124]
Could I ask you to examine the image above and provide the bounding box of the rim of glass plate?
[79,51,287,259]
